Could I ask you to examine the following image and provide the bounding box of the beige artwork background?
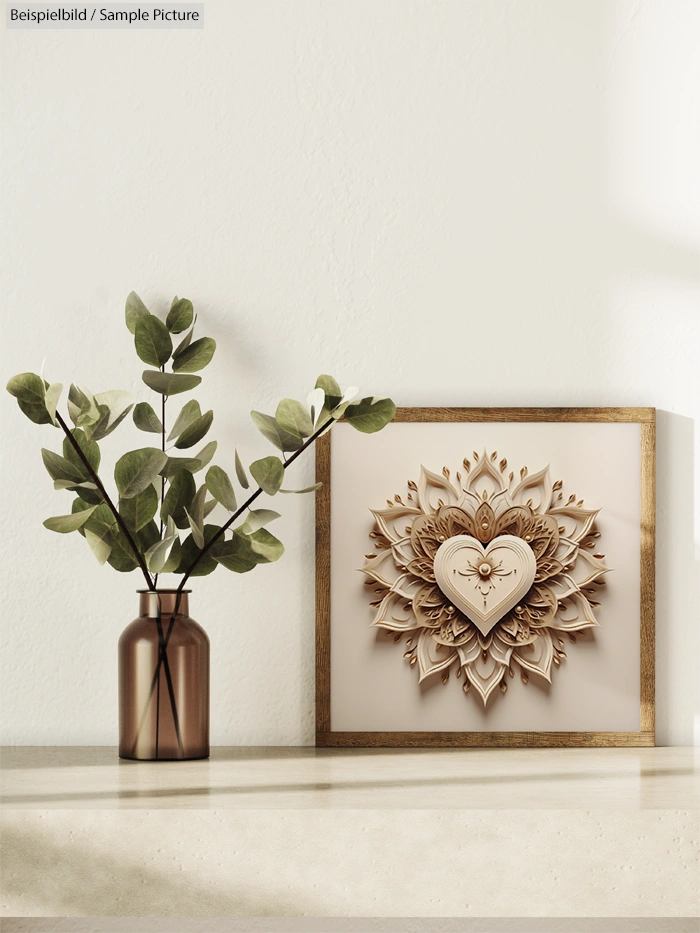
[329,420,642,733]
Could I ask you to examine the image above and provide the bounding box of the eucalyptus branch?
[142,419,334,722]
[180,418,330,585]
[55,411,154,590]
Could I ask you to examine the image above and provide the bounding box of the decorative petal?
[510,466,552,514]
[550,591,600,631]
[463,656,508,705]
[371,505,421,544]
[457,638,481,665]
[417,466,460,513]
[416,630,457,683]
[555,537,579,567]
[413,583,448,628]
[566,548,610,587]
[549,573,581,602]
[548,506,598,542]
[464,450,507,500]
[512,628,554,682]
[390,538,415,569]
[406,557,436,583]
[371,589,419,632]
[489,634,514,667]
[360,547,406,587]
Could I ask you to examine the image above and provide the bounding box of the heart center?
[433,534,537,636]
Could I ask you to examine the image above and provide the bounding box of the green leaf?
[159,537,183,573]
[203,498,218,519]
[175,524,222,576]
[42,448,84,484]
[235,448,249,488]
[44,383,63,426]
[167,400,201,441]
[246,527,284,563]
[125,291,150,334]
[307,387,325,428]
[115,448,168,499]
[145,529,180,573]
[86,391,134,441]
[63,428,100,474]
[343,396,396,434]
[142,371,202,397]
[275,398,314,438]
[237,509,280,533]
[314,375,343,425]
[172,337,216,373]
[161,468,196,528]
[84,503,117,534]
[138,519,161,553]
[6,372,53,425]
[54,479,97,493]
[174,410,213,450]
[250,411,302,453]
[107,531,140,572]
[84,526,113,565]
[205,465,237,511]
[210,534,257,574]
[250,456,284,495]
[43,505,97,533]
[166,298,194,334]
[184,486,207,548]
[279,482,323,495]
[315,374,342,399]
[72,496,99,536]
[133,402,163,434]
[67,384,101,428]
[119,484,158,533]
[192,441,217,470]
[173,322,196,358]
[160,455,202,479]
[135,315,173,367]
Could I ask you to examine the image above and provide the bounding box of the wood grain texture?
[315,433,331,734]
[317,732,656,748]
[315,407,656,748]
[639,419,656,737]
[392,407,656,423]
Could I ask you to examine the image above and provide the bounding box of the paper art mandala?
[361,451,611,705]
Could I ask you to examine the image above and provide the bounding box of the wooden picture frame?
[315,408,655,747]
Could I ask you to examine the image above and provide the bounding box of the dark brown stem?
[178,419,331,585]
[153,376,167,589]
[142,418,334,724]
[55,411,154,591]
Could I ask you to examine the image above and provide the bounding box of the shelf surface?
[1,745,698,809]
[2,747,698,920]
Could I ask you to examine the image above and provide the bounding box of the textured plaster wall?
[0,1,698,746]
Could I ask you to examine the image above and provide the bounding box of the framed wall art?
[315,408,655,747]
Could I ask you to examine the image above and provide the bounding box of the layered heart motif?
[433,534,537,636]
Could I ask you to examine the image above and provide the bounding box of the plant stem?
[55,411,154,591]
[180,419,331,584]
[141,418,333,729]
[153,377,167,589]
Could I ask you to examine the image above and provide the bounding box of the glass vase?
[119,590,209,761]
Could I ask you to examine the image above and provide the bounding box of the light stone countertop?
[1,745,698,809]
[1,747,698,922]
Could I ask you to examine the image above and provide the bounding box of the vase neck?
[138,590,190,618]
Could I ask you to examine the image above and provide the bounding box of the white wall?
[1,0,698,746]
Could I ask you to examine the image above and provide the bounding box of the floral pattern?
[361,450,610,705]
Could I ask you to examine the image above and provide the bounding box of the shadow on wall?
[0,822,317,917]
[655,412,699,746]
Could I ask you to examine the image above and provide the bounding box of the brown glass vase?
[119,590,209,761]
